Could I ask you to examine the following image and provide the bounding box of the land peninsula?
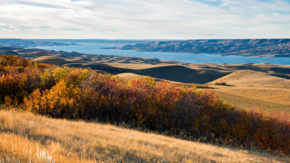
[109,39,290,57]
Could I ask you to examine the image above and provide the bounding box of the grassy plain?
[1,109,289,163]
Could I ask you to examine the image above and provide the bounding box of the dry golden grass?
[206,70,290,114]
[215,91,290,114]
[0,109,289,163]
[116,73,147,80]
[209,70,290,88]
[217,87,290,106]
[0,133,86,163]
[0,110,94,163]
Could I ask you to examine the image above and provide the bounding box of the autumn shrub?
[215,82,227,85]
[0,55,54,103]
[18,76,290,155]
[0,54,52,72]
[2,54,290,155]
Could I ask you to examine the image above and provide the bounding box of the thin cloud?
[220,2,228,7]
[60,27,83,31]
[0,0,289,39]
[98,29,118,33]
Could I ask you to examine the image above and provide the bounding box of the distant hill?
[35,39,159,44]
[0,39,76,48]
[110,39,290,57]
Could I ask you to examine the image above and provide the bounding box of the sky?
[0,0,290,39]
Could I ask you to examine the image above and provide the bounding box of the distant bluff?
[111,39,290,57]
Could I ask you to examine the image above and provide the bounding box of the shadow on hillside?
[66,64,230,84]
[227,64,290,80]
[136,65,230,84]
[63,63,135,75]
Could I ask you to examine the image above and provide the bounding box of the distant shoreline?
[110,39,290,58]
[24,43,290,65]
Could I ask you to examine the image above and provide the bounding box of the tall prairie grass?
[0,110,94,163]
[0,109,288,163]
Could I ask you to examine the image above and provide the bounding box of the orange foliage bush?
[0,55,54,103]
[1,54,290,155]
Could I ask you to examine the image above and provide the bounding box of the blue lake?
[35,43,290,65]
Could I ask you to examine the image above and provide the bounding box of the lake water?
[35,43,290,65]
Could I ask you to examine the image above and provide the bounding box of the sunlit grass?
[0,133,55,163]
[0,109,289,163]
[215,91,290,114]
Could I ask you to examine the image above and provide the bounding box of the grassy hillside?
[208,70,290,114]
[0,109,289,163]
[215,91,290,114]
[1,54,290,160]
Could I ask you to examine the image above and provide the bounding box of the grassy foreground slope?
[0,109,288,163]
